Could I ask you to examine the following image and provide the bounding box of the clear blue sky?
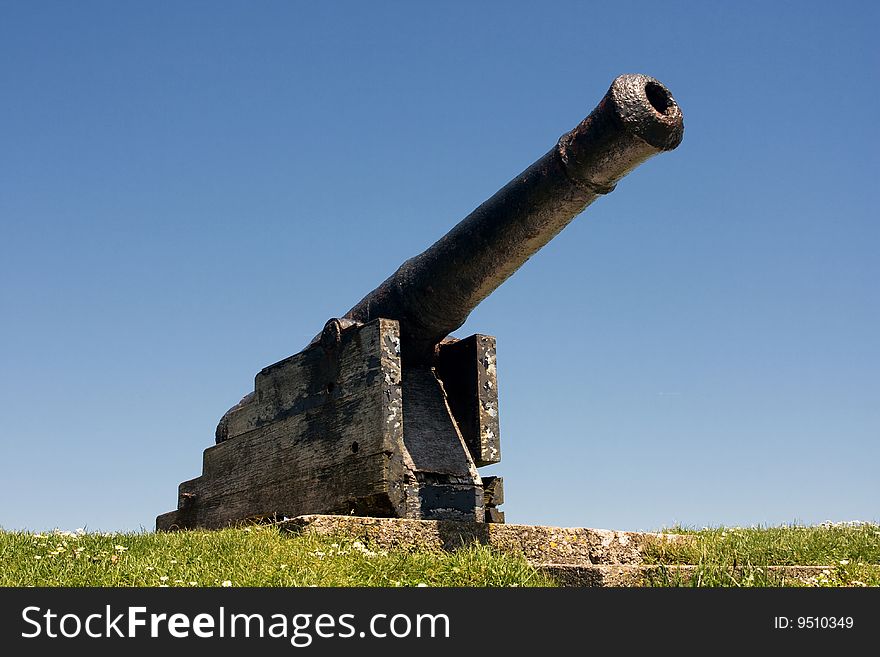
[1,1,877,533]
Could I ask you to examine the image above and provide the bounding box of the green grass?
[2,522,877,587]
[0,524,554,587]
[641,522,880,587]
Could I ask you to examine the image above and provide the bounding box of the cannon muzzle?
[341,74,683,364]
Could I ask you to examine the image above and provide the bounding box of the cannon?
[157,74,684,530]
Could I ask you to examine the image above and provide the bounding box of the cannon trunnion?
[157,74,683,530]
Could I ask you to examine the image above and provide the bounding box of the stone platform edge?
[280,514,687,566]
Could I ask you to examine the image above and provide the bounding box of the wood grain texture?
[402,367,483,521]
[158,319,413,530]
[157,318,486,530]
[482,476,504,507]
[436,335,501,466]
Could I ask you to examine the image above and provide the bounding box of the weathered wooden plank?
[157,318,487,530]
[158,319,413,530]
[399,367,483,520]
[403,369,475,476]
[482,476,504,523]
[435,335,501,466]
[481,476,504,507]
[223,318,390,442]
[485,508,506,524]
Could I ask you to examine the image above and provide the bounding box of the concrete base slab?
[540,564,841,587]
[280,515,863,587]
[282,514,686,566]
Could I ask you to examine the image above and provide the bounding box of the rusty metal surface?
[340,74,684,364]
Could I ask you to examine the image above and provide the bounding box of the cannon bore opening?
[645,80,673,116]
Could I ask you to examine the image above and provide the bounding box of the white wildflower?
[351,540,377,557]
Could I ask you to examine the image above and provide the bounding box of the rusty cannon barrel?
[341,74,684,365]
[168,74,686,529]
